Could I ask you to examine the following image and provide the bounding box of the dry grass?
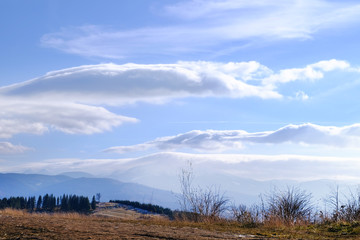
[0,208,30,216]
[2,208,360,239]
[0,208,245,239]
[0,208,88,220]
[93,206,167,221]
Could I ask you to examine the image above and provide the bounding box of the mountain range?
[1,170,359,211]
[0,173,178,209]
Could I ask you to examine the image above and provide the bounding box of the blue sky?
[2,0,360,186]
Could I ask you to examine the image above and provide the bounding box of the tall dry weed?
[0,208,29,216]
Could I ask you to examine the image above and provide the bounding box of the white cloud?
[0,100,137,138]
[105,123,360,153]
[310,59,350,71]
[0,59,353,138]
[0,142,32,154]
[263,59,350,85]
[1,60,350,105]
[0,62,281,103]
[41,1,360,58]
[295,91,309,101]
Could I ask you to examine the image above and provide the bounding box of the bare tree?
[96,193,101,203]
[178,162,229,222]
[178,162,194,213]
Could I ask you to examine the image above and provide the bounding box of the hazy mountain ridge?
[1,171,359,210]
[5,152,360,208]
[0,173,178,209]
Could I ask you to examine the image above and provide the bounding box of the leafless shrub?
[323,184,341,222]
[231,204,261,227]
[337,189,360,222]
[265,186,313,225]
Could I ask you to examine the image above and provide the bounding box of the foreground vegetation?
[2,166,360,238]
[2,186,360,239]
[3,208,360,239]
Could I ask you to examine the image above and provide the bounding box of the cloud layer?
[41,0,360,58]
[0,59,352,145]
[105,123,360,153]
[5,152,360,184]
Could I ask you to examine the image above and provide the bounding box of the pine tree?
[30,196,36,211]
[61,194,68,211]
[49,194,56,212]
[43,194,49,211]
[91,195,97,210]
[37,195,42,210]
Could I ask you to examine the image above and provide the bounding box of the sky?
[2,0,360,188]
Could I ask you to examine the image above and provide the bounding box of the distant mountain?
[0,173,72,197]
[105,152,360,205]
[58,171,95,178]
[0,173,178,209]
[9,152,360,207]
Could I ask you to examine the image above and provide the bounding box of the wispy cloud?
[294,91,309,101]
[0,142,32,154]
[105,123,360,153]
[41,0,360,59]
[0,100,137,138]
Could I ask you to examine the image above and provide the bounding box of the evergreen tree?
[37,195,42,210]
[61,194,68,211]
[49,194,56,211]
[79,196,90,212]
[26,197,31,210]
[0,198,7,209]
[91,195,97,210]
[30,196,36,211]
[42,194,49,211]
[19,197,26,209]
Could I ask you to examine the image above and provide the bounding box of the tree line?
[0,194,97,213]
[110,200,174,218]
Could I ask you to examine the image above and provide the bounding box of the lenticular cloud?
[105,123,360,153]
[0,62,280,104]
[0,60,350,105]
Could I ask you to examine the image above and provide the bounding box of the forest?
[0,194,96,213]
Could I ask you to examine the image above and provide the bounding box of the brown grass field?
[2,207,360,239]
